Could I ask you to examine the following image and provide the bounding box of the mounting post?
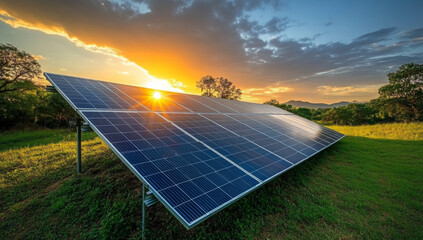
[76,118,82,173]
[142,184,147,240]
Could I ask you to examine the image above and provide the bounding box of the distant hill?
[285,100,351,109]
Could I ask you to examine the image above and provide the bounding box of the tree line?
[0,43,76,130]
[1,42,421,131]
[265,63,423,125]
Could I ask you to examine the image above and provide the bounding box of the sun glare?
[153,91,162,99]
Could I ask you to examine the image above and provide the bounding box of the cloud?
[315,85,380,96]
[32,54,45,60]
[399,27,423,40]
[243,85,291,102]
[0,0,422,102]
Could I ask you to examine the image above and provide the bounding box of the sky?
[0,0,422,104]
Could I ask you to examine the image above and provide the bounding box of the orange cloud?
[0,9,187,93]
[243,85,291,102]
[315,85,380,96]
[32,54,45,60]
[0,1,250,94]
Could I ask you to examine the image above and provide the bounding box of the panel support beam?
[142,184,147,240]
[76,118,82,174]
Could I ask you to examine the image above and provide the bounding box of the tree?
[295,107,312,120]
[215,77,242,100]
[0,43,42,94]
[263,99,280,106]
[196,75,242,100]
[378,63,423,121]
[196,75,216,97]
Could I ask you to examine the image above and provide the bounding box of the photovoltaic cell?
[44,73,344,229]
[160,113,293,181]
[81,110,260,226]
[46,73,150,111]
[202,114,310,165]
[186,94,239,113]
[106,83,189,112]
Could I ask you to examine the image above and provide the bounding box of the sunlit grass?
[0,125,422,239]
[328,122,423,140]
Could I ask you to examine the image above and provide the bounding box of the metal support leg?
[76,119,82,173]
[142,184,146,240]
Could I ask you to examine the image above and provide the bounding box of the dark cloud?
[263,17,289,34]
[352,27,396,45]
[0,0,421,98]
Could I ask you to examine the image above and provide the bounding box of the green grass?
[328,122,423,140]
[0,129,97,151]
[0,123,422,239]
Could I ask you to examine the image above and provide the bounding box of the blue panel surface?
[81,111,260,227]
[160,113,293,181]
[46,73,149,111]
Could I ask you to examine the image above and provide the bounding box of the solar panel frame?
[44,72,345,229]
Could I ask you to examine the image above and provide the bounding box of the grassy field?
[0,124,422,239]
[328,122,423,140]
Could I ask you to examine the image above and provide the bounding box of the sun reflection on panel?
[153,91,162,99]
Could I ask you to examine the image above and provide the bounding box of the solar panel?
[81,110,260,225]
[45,73,344,228]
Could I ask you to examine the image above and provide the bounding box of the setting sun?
[153,91,162,99]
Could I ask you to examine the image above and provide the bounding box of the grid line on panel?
[183,95,221,113]
[249,115,330,148]
[80,110,261,227]
[78,110,196,226]
[200,113,318,169]
[103,81,157,112]
[109,83,190,112]
[226,114,322,163]
[241,114,329,145]
[273,114,340,139]
[44,74,79,110]
[208,97,248,113]
[207,97,288,114]
[160,113,295,182]
[195,96,241,113]
[278,115,339,141]
[62,75,116,109]
[198,113,309,182]
[162,93,218,113]
[155,112,263,183]
[157,95,194,113]
[224,114,321,153]
[80,78,129,110]
[281,114,343,140]
[46,73,136,110]
[266,115,340,144]
[200,114,295,165]
[237,114,343,158]
[56,74,96,109]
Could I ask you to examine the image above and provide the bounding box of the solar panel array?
[45,73,344,228]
